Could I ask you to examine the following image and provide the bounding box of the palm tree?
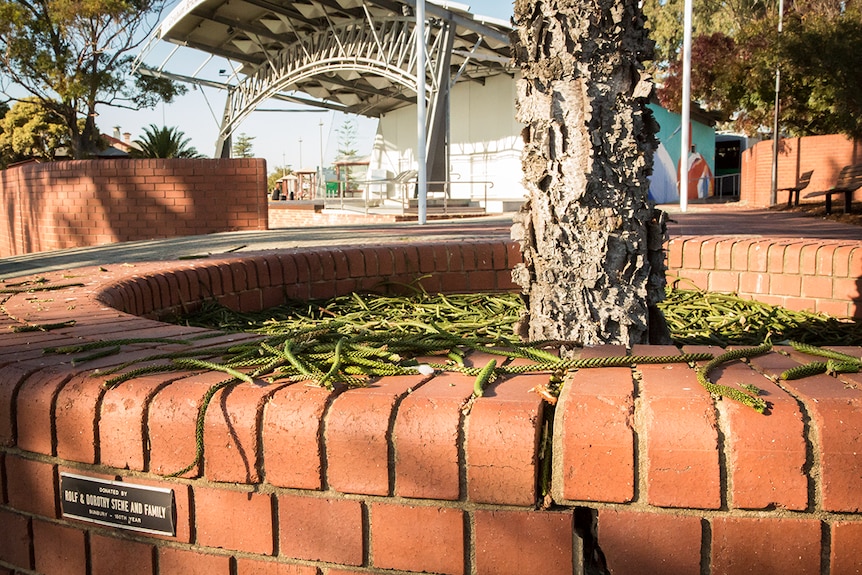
[131,124,203,158]
[511,0,664,347]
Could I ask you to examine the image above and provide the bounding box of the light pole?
[299,137,303,169]
[770,0,785,206]
[416,0,427,225]
[319,119,325,198]
[679,0,693,213]
[319,120,324,169]
[281,153,286,200]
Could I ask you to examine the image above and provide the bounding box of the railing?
[404,180,495,215]
[319,176,496,216]
[679,174,740,202]
[714,173,741,197]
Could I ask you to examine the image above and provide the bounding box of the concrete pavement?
[2,205,861,279]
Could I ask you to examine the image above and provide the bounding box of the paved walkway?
[1,205,861,279]
[665,205,862,239]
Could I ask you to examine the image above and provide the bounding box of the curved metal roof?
[137,0,514,117]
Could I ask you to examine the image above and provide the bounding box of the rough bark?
[511,0,663,348]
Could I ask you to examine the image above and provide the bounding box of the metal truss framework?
[215,14,454,175]
[134,0,513,180]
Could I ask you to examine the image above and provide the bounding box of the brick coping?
[1,238,861,574]
[669,234,862,318]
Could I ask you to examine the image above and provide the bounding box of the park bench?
[779,169,813,207]
[804,163,862,214]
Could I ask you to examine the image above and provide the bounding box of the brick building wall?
[0,158,268,257]
[741,134,862,207]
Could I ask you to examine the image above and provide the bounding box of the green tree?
[335,118,360,191]
[232,133,256,158]
[335,118,359,161]
[0,0,185,158]
[642,0,773,68]
[0,97,70,166]
[650,0,862,138]
[131,125,203,159]
[776,5,862,138]
[267,166,292,192]
[0,99,11,167]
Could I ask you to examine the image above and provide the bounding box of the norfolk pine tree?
[232,133,256,158]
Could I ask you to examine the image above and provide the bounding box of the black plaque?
[60,472,176,536]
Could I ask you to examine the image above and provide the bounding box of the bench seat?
[804,163,862,214]
[779,170,813,207]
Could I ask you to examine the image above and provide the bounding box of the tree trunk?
[511,0,664,348]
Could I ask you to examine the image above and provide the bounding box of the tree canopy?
[645,0,862,138]
[0,0,185,159]
[267,166,292,192]
[131,124,203,159]
[0,98,70,166]
[232,133,256,158]
[335,118,360,161]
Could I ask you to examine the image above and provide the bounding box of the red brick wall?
[0,158,268,256]
[268,202,401,228]
[266,202,455,227]
[668,235,862,318]
[1,239,861,574]
[741,134,862,207]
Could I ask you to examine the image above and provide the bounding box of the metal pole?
[319,120,324,168]
[679,0,693,213]
[416,0,427,225]
[770,0,785,206]
[319,119,324,199]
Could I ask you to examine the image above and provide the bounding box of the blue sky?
[98,1,514,173]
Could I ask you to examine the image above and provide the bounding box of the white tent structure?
[134,0,525,215]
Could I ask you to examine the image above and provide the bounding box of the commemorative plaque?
[60,472,176,536]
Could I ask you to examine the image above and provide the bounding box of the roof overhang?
[136,0,514,117]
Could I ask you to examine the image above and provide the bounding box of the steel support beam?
[424,18,454,189]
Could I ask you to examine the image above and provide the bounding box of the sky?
[96,1,514,175]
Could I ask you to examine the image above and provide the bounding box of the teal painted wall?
[648,104,716,203]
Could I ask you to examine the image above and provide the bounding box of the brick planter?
[669,235,862,319]
[1,238,861,575]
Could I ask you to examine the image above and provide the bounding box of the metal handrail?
[408,180,495,213]
[714,173,741,197]
[318,176,496,216]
